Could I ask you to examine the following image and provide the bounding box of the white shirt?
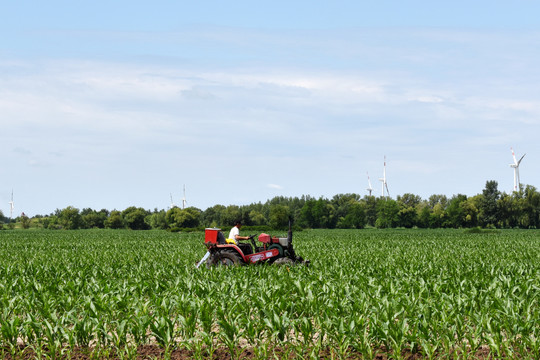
[228,226,240,241]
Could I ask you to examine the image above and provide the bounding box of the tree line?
[3,180,540,230]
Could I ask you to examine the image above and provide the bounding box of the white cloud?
[180,86,217,100]
[2,26,540,214]
[414,96,444,103]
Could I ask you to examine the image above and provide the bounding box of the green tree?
[313,198,337,228]
[479,180,500,227]
[249,210,267,226]
[336,201,366,229]
[398,193,422,208]
[221,205,242,227]
[397,193,422,228]
[518,185,540,228]
[123,207,151,230]
[181,207,201,228]
[497,193,517,228]
[202,205,226,227]
[398,206,417,228]
[363,196,378,227]
[416,202,431,228]
[332,194,362,228]
[81,208,109,229]
[430,203,446,228]
[298,197,337,228]
[428,194,448,209]
[426,195,448,228]
[57,206,82,230]
[332,194,361,214]
[44,215,60,230]
[166,207,201,229]
[299,199,317,228]
[462,195,481,227]
[445,194,467,228]
[268,204,290,229]
[375,199,399,228]
[147,209,168,230]
[105,210,125,229]
[20,214,31,229]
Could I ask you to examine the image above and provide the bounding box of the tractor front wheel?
[207,250,244,267]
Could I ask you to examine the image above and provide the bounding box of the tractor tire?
[206,250,244,268]
[273,257,294,266]
[267,244,284,257]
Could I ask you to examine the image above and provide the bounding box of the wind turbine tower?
[182,184,187,210]
[8,190,14,220]
[366,172,374,196]
[379,156,390,198]
[509,147,526,192]
[169,193,176,209]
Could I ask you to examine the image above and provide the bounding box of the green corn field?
[0,229,539,359]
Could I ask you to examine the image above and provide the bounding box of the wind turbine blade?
[511,147,518,165]
[518,153,526,165]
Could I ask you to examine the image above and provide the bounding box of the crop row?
[0,229,539,359]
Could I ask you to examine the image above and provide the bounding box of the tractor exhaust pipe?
[287,219,309,265]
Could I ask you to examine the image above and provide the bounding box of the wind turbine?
[182,184,187,209]
[509,147,526,192]
[379,156,390,198]
[169,193,176,209]
[366,172,374,196]
[8,190,14,220]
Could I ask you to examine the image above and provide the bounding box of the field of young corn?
[0,228,539,359]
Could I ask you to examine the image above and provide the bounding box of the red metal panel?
[204,228,221,244]
[246,248,280,263]
[258,233,271,243]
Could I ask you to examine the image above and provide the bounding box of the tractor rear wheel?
[207,250,244,267]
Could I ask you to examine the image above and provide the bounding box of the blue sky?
[2,1,540,216]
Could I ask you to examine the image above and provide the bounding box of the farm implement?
[198,224,309,267]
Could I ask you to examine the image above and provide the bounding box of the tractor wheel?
[207,250,244,268]
[273,257,294,266]
[268,244,284,257]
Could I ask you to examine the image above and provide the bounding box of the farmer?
[227,221,249,244]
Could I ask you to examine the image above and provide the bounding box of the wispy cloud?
[2,25,540,214]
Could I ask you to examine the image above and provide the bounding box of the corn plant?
[0,228,539,358]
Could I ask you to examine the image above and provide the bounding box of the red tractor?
[199,225,308,267]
